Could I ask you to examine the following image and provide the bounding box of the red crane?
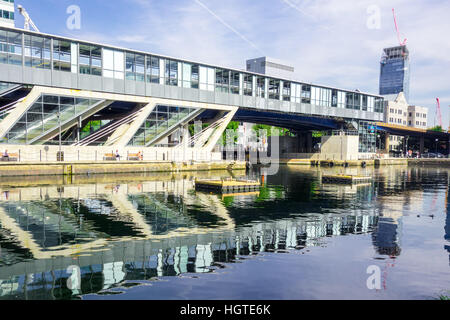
[436,98,443,128]
[392,8,407,46]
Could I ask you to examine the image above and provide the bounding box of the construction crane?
[17,5,40,32]
[392,8,407,46]
[436,98,443,128]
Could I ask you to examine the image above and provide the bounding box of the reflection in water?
[0,166,448,300]
[446,185,450,266]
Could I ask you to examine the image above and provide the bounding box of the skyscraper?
[379,45,410,102]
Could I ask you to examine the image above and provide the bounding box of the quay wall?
[0,160,246,177]
[408,159,450,166]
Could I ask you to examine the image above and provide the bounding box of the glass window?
[346,92,354,109]
[230,71,240,95]
[182,63,199,89]
[125,52,145,81]
[191,64,199,89]
[79,44,102,76]
[268,79,280,100]
[24,35,51,70]
[354,93,361,110]
[53,39,71,72]
[301,85,311,104]
[215,68,229,93]
[146,56,160,84]
[243,74,253,96]
[331,90,338,107]
[362,95,368,111]
[282,81,291,101]
[165,59,178,86]
[256,76,265,98]
[0,30,22,66]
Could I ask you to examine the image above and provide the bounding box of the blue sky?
[13,0,450,127]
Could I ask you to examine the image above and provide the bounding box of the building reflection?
[446,185,450,266]
[0,166,445,299]
[0,213,379,299]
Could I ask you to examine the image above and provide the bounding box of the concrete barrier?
[0,161,246,177]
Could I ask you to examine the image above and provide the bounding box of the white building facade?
[0,0,14,28]
[407,105,428,129]
[383,92,429,152]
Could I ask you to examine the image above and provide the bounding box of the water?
[0,166,449,300]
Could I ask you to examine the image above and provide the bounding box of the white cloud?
[72,0,450,128]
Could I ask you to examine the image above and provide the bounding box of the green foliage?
[81,120,102,133]
[188,123,210,137]
[430,125,444,132]
[222,195,235,207]
[312,131,327,138]
[252,124,293,137]
[220,121,240,146]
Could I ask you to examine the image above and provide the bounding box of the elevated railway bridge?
[0,26,387,161]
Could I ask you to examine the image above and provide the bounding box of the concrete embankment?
[0,161,246,177]
[279,158,408,167]
[408,158,450,166]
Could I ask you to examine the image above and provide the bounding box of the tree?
[430,125,444,132]
[252,124,293,137]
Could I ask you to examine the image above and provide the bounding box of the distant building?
[407,105,428,129]
[0,0,14,28]
[383,92,428,152]
[379,46,410,103]
[246,57,295,80]
[241,57,295,152]
[384,92,409,127]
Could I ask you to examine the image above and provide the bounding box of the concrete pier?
[0,160,246,177]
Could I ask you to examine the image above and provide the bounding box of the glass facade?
[358,121,377,153]
[53,39,72,72]
[0,30,21,65]
[3,94,102,144]
[379,46,410,101]
[0,26,385,130]
[128,105,198,147]
[80,44,102,76]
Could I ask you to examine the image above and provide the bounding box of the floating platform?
[195,179,260,194]
[322,174,373,184]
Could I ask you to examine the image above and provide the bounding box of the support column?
[419,136,425,155]
[298,133,305,153]
[306,132,313,153]
[384,133,390,154]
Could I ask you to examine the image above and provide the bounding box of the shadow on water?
[0,166,448,299]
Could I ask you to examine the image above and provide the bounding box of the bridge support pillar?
[384,133,390,154]
[296,133,304,153]
[419,136,425,155]
[306,132,313,153]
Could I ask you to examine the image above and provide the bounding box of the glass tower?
[379,45,410,102]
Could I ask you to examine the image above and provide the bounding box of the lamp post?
[435,138,439,155]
